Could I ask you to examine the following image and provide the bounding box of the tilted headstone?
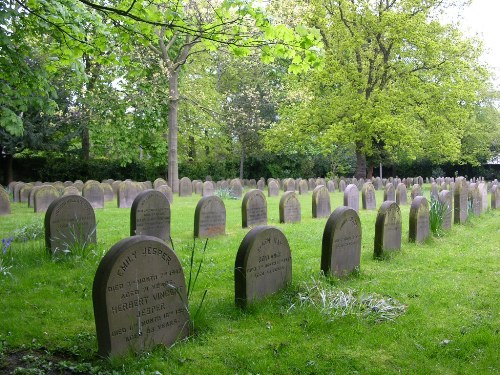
[235,226,292,308]
[454,178,468,224]
[83,181,105,209]
[242,189,267,228]
[312,185,331,218]
[343,184,359,213]
[194,196,226,237]
[179,177,192,197]
[438,190,453,230]
[374,201,402,258]
[268,180,280,197]
[321,207,362,277]
[44,195,96,254]
[0,187,11,215]
[409,196,430,243]
[34,185,60,213]
[491,185,500,209]
[156,184,173,204]
[131,190,171,242]
[361,182,376,210]
[395,183,407,205]
[230,179,243,198]
[384,183,395,202]
[92,236,189,357]
[279,191,301,224]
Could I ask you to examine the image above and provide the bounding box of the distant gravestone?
[284,179,295,192]
[235,226,292,308]
[395,183,407,205]
[29,186,43,208]
[374,201,402,258]
[312,185,331,218]
[327,180,336,193]
[299,180,309,195]
[384,183,395,202]
[92,236,189,357]
[279,191,301,224]
[268,180,280,197]
[13,182,25,202]
[438,190,453,230]
[344,184,359,212]
[156,184,173,204]
[130,190,171,242]
[118,181,142,208]
[153,178,167,190]
[44,195,96,254]
[469,183,482,216]
[308,178,316,191]
[194,196,226,237]
[20,183,34,204]
[430,183,439,201]
[339,180,346,192]
[411,184,422,200]
[34,185,60,213]
[321,207,361,277]
[83,181,105,209]
[0,188,11,215]
[242,189,267,228]
[202,181,215,197]
[409,196,430,243]
[478,182,488,213]
[454,179,468,224]
[361,182,376,210]
[257,179,265,191]
[491,185,500,209]
[63,186,80,196]
[230,179,243,198]
[179,177,193,197]
[194,181,203,195]
[101,183,114,202]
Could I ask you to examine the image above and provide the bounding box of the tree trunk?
[1,154,13,185]
[367,164,374,179]
[168,70,180,193]
[81,126,90,161]
[239,149,245,180]
[355,143,367,179]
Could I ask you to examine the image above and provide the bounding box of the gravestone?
[20,183,34,204]
[321,207,361,277]
[411,184,422,200]
[92,236,189,357]
[312,185,331,218]
[374,201,402,258]
[384,183,395,202]
[361,182,376,210]
[284,179,295,192]
[409,196,430,243]
[478,182,488,213]
[339,180,346,192]
[101,183,115,202]
[308,178,316,191]
[454,178,468,224]
[299,180,309,195]
[13,182,25,202]
[230,179,243,198]
[242,189,268,228]
[193,181,203,195]
[153,178,167,190]
[0,187,11,215]
[111,181,121,195]
[235,226,292,308]
[179,177,192,197]
[396,183,407,205]
[438,190,453,230]
[63,186,81,196]
[279,191,301,224]
[44,195,96,254]
[343,184,359,212]
[491,185,500,209]
[118,181,143,208]
[202,181,215,197]
[73,181,84,192]
[327,180,336,193]
[257,179,265,191]
[131,190,171,242]
[469,183,482,216]
[268,180,279,197]
[156,184,173,204]
[34,185,60,213]
[430,183,439,201]
[83,181,105,209]
[194,196,226,237]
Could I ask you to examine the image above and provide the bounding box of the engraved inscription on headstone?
[312,185,331,218]
[131,190,171,242]
[409,196,430,243]
[321,207,361,277]
[235,226,292,308]
[374,201,402,258]
[242,189,268,228]
[92,236,190,357]
[194,196,226,237]
[279,191,301,224]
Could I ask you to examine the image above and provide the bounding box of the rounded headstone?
[34,185,60,213]
[194,196,226,238]
[156,184,173,204]
[131,190,171,242]
[361,182,376,210]
[312,185,331,218]
[344,184,360,212]
[374,201,402,258]
[409,196,430,243]
[0,187,11,215]
[279,191,301,224]
[242,189,268,228]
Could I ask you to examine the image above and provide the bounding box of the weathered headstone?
[438,190,453,230]
[235,226,292,308]
[468,183,482,216]
[44,195,96,254]
[83,181,105,209]
[478,182,488,213]
[34,185,60,213]
[202,181,215,197]
[308,178,316,191]
[13,182,25,202]
[491,185,500,209]
[327,180,336,193]
[299,180,309,195]
[118,181,143,208]
[312,185,331,218]
[409,196,430,243]
[179,177,193,197]
[374,201,402,258]
[63,186,81,196]
[20,183,34,204]
[279,191,301,224]
[321,207,361,277]
[92,236,189,357]
[153,178,167,190]
[339,180,346,192]
[0,187,11,215]
[430,183,439,201]
[156,184,173,204]
[194,181,203,195]
[361,182,376,210]
[130,190,171,242]
[344,184,359,213]
[194,196,226,237]
[257,179,265,191]
[454,178,468,224]
[411,184,422,200]
[284,178,295,192]
[230,179,243,198]
[384,183,395,202]
[242,190,268,228]
[101,183,115,202]
[395,183,407,205]
[268,180,280,197]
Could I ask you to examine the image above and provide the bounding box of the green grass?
[0,187,499,374]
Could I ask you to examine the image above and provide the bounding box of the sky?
[450,0,500,88]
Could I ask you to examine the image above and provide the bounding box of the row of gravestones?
[39,178,499,357]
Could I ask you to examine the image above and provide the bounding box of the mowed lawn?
[0,187,499,374]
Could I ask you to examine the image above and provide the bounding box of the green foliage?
[429,197,447,237]
[215,188,238,200]
[11,219,44,243]
[51,222,98,261]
